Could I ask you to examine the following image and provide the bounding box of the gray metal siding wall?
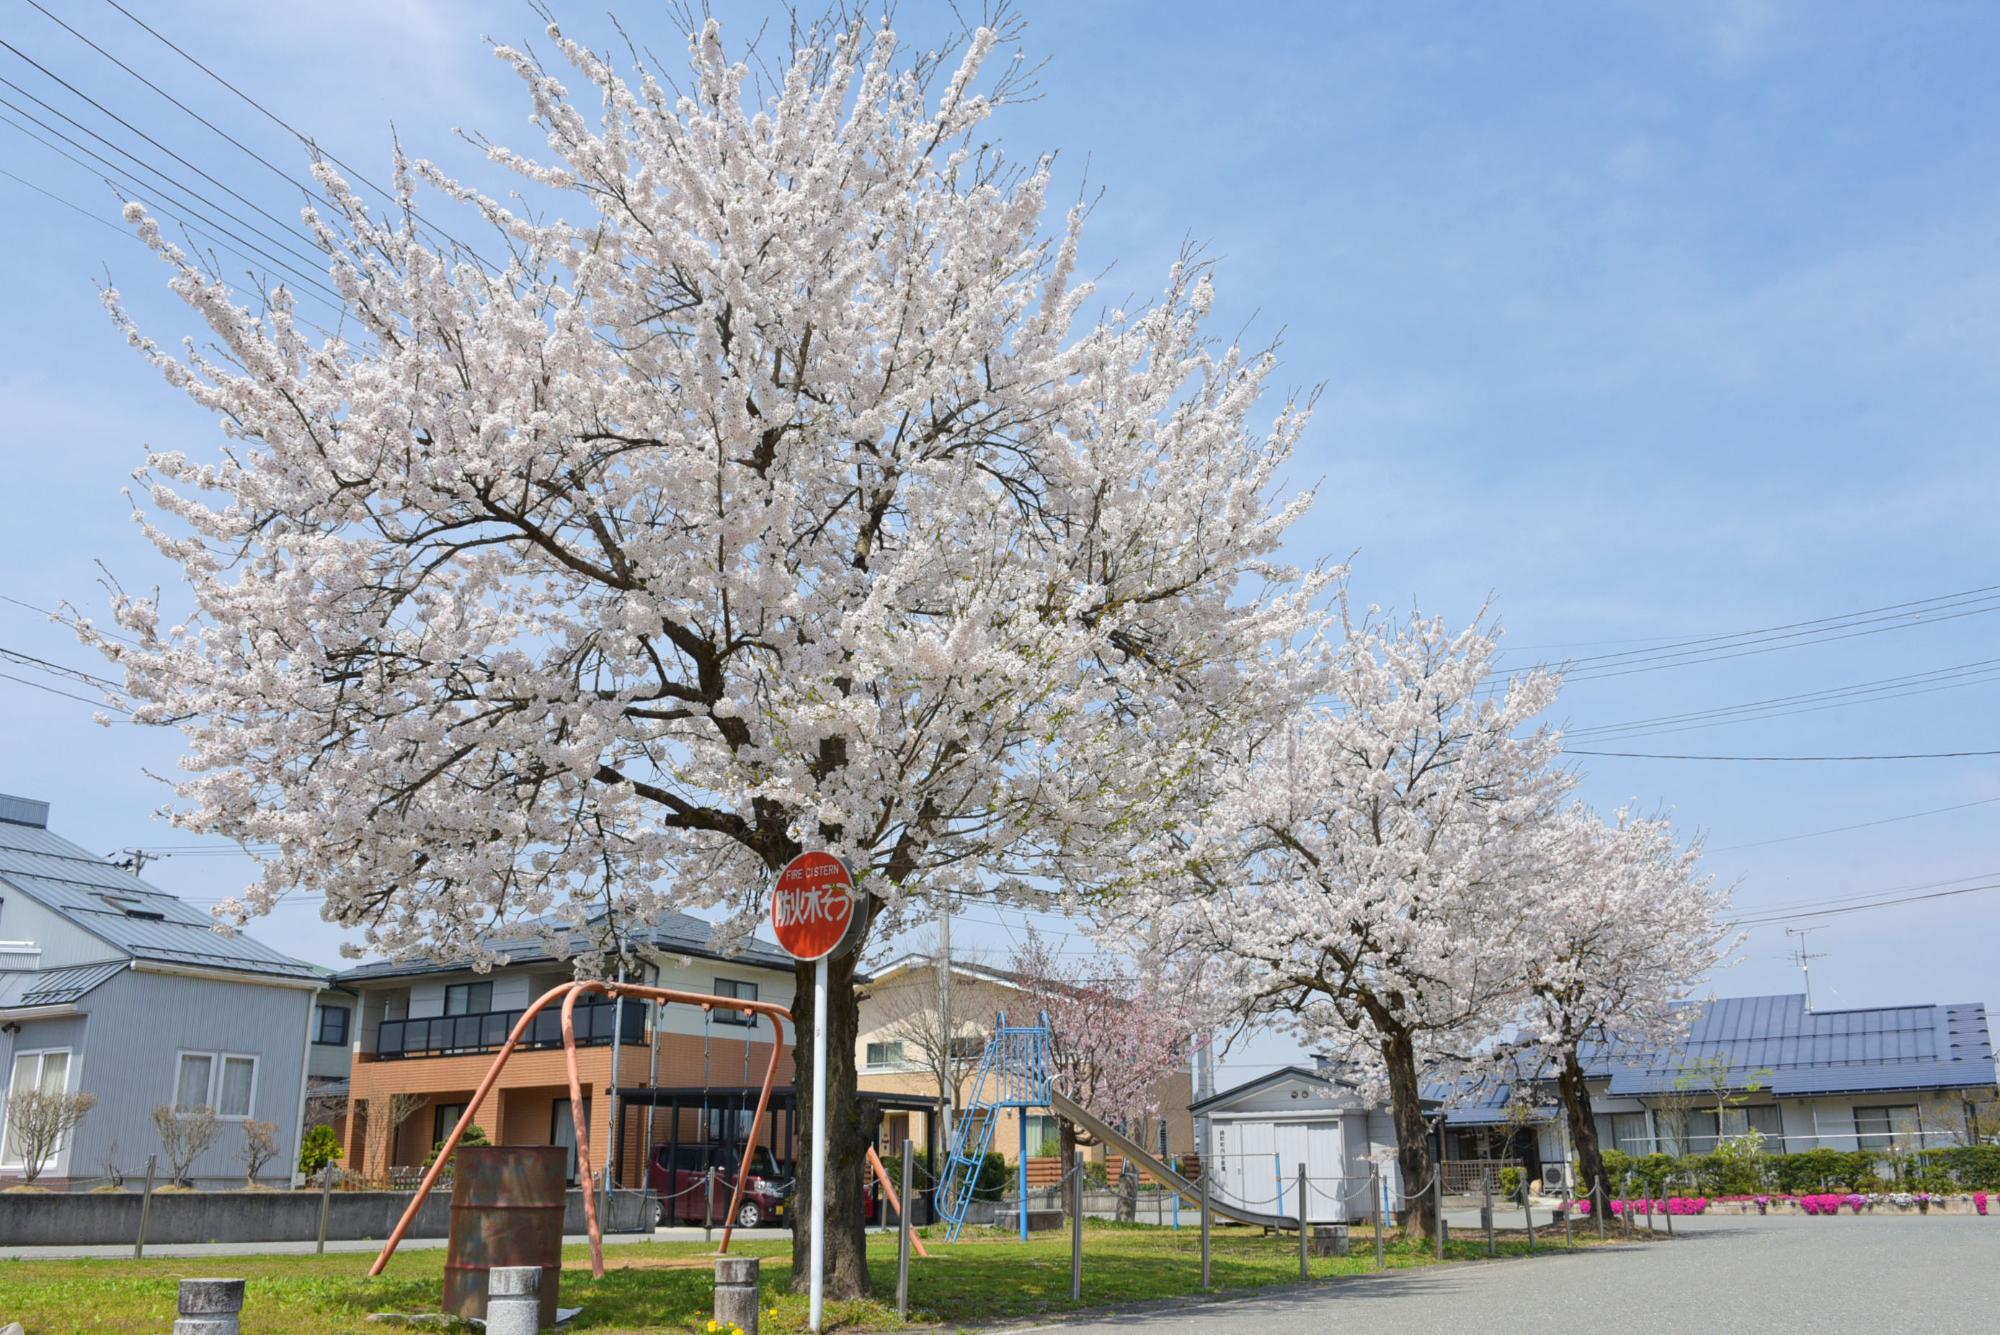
[70,969,312,1186]
[0,892,116,970]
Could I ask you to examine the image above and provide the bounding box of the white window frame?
[1,1046,77,1171]
[864,1039,907,1071]
[173,1049,260,1121]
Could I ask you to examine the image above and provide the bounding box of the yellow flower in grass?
[706,1322,721,1333]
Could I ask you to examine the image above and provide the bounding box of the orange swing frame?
[369,978,794,1278]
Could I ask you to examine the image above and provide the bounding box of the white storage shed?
[1193,1066,1405,1224]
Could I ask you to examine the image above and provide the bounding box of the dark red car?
[650,1143,792,1229]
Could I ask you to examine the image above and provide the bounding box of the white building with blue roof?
[1435,992,1999,1191]
[0,792,326,1188]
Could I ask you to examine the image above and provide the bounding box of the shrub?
[1771,1149,1878,1194]
[298,1125,343,1180]
[1498,1166,1523,1202]
[1929,1145,2000,1191]
[881,1147,1011,1203]
[423,1123,488,1167]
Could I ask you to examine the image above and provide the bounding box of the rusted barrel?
[442,1146,567,1329]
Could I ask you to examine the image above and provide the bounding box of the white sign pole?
[809,953,829,1333]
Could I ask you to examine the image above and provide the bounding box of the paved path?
[1012,1213,2000,1335]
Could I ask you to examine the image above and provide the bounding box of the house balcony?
[369,999,647,1060]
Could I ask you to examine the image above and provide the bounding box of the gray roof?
[0,796,321,984]
[0,958,126,1009]
[1439,993,1998,1123]
[333,908,796,984]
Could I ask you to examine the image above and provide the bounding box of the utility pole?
[938,903,954,1149]
[111,848,165,877]
[1785,928,1827,1012]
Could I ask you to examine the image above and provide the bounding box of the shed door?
[1274,1120,1343,1221]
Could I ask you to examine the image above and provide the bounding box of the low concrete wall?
[0,1187,652,1248]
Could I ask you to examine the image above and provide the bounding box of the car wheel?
[736,1200,763,1229]
[655,1198,669,1229]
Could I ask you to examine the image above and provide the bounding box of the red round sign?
[770,851,857,961]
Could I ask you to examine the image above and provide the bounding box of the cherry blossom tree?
[1009,929,1205,1186]
[85,11,1325,1295]
[1521,806,1735,1214]
[1129,594,1570,1240]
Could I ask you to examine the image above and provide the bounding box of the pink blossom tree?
[83,11,1325,1296]
[1009,929,1205,1188]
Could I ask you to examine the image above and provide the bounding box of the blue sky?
[0,2,1994,1081]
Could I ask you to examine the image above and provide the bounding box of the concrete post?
[172,1278,244,1335]
[1071,1157,1084,1301]
[484,1266,540,1335]
[897,1140,913,1319]
[1524,1188,1535,1254]
[1563,1183,1575,1249]
[1200,1164,1212,1289]
[135,1154,158,1261]
[316,1165,334,1255]
[1596,1174,1607,1241]
[1483,1170,1496,1256]
[1297,1164,1309,1280]
[704,1165,716,1244]
[714,1256,761,1335]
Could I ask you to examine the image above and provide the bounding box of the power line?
[0,162,127,234]
[100,0,501,271]
[0,79,346,302]
[1566,748,2000,761]
[0,670,129,713]
[1566,657,2000,740]
[0,645,121,691]
[1709,795,2000,852]
[0,593,142,647]
[1734,880,2000,928]
[1732,869,1997,917]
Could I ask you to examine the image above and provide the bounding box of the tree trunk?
[1118,1161,1138,1222]
[789,947,873,1299]
[1381,1029,1438,1242]
[1557,1044,1608,1218]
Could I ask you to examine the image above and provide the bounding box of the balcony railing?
[372,1000,647,1059]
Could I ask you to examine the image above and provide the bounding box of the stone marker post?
[484,1266,541,1335]
[173,1278,244,1335]
[134,1154,158,1261]
[715,1255,761,1335]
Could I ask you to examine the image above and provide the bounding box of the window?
[174,1052,257,1118]
[1722,1104,1786,1151]
[1854,1105,1920,1152]
[1605,1112,1651,1155]
[865,1040,906,1070]
[433,1102,468,1151]
[2,1049,72,1167]
[1681,1110,1721,1155]
[444,982,493,1016]
[1024,1113,1061,1158]
[713,979,758,1027]
[314,1004,351,1046]
[707,1107,755,1142]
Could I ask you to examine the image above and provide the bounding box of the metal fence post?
[316,1165,334,1255]
[1433,1166,1445,1261]
[1524,1185,1535,1255]
[1200,1163,1213,1289]
[1297,1164,1309,1280]
[1071,1160,1084,1302]
[1371,1164,1384,1269]
[1663,1175,1675,1237]
[704,1165,716,1244]
[1563,1183,1575,1249]
[135,1154,158,1260]
[897,1139,913,1319]
[1483,1170,1496,1256]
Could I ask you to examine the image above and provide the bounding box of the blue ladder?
[935,1011,1051,1241]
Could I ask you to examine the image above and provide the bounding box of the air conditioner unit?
[1540,1163,1572,1193]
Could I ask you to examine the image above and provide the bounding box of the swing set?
[368,977,930,1278]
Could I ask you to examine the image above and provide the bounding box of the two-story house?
[336,914,801,1195]
[0,792,325,1188]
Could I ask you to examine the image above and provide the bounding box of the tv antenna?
[1785,927,1827,1012]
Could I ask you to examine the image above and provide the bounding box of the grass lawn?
[0,1219,1651,1334]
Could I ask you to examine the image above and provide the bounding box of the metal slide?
[1049,1089,1316,1232]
